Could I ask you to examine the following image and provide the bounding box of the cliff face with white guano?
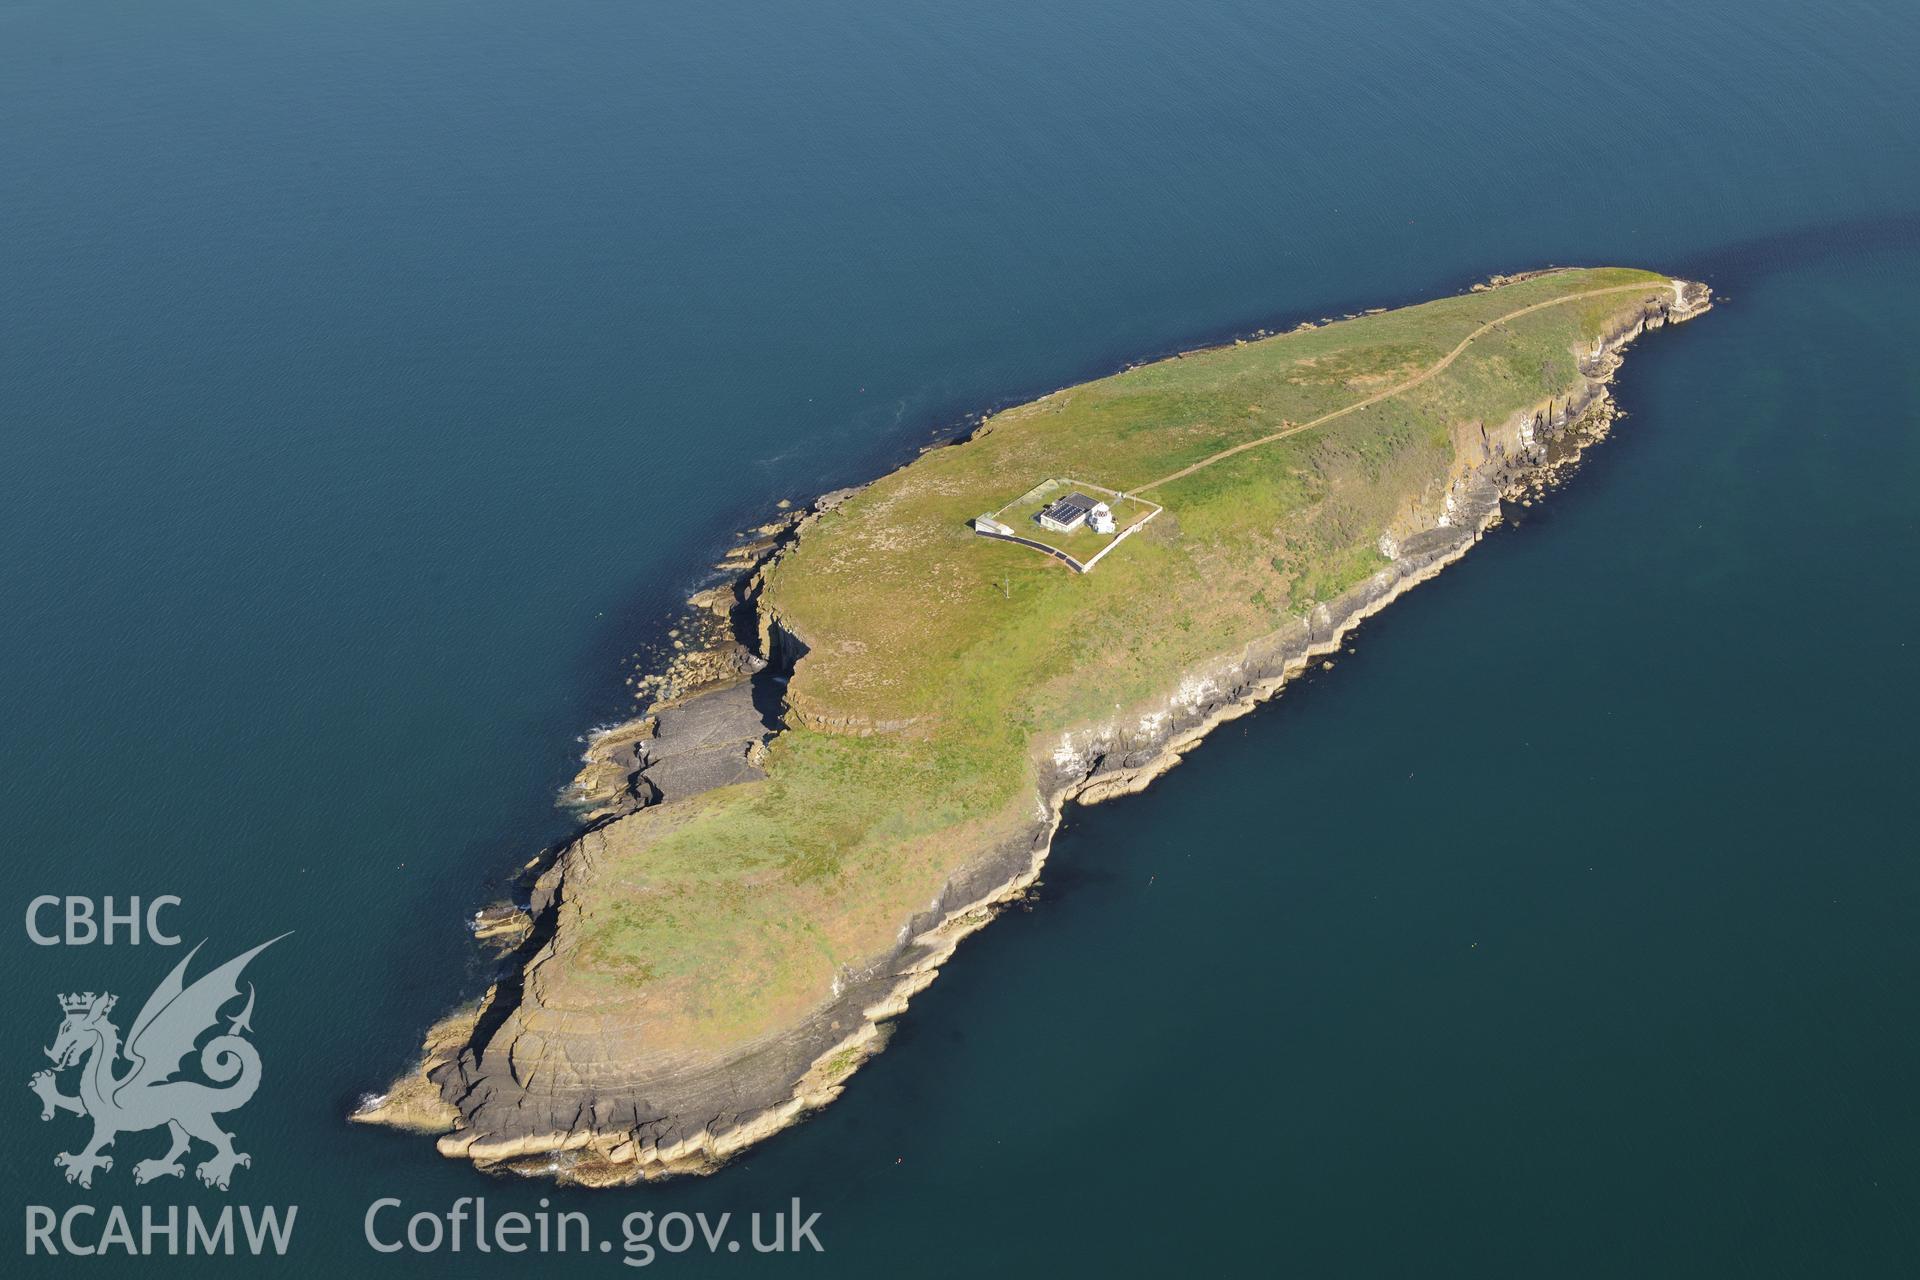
[357,279,1711,1185]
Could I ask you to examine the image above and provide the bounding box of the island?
[355,268,1712,1184]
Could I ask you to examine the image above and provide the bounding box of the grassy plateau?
[558,269,1676,1051]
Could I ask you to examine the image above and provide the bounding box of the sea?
[3,1,1917,1274]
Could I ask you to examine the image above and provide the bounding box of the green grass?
[556,267,1673,1049]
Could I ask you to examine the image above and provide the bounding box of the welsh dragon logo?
[29,936,285,1190]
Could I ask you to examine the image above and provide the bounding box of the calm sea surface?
[3,1,1918,1274]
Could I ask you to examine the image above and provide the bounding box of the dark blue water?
[4,1,1917,1274]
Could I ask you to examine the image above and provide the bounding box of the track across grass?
[1133,281,1665,495]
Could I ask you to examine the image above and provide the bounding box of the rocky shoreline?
[355,278,1712,1184]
